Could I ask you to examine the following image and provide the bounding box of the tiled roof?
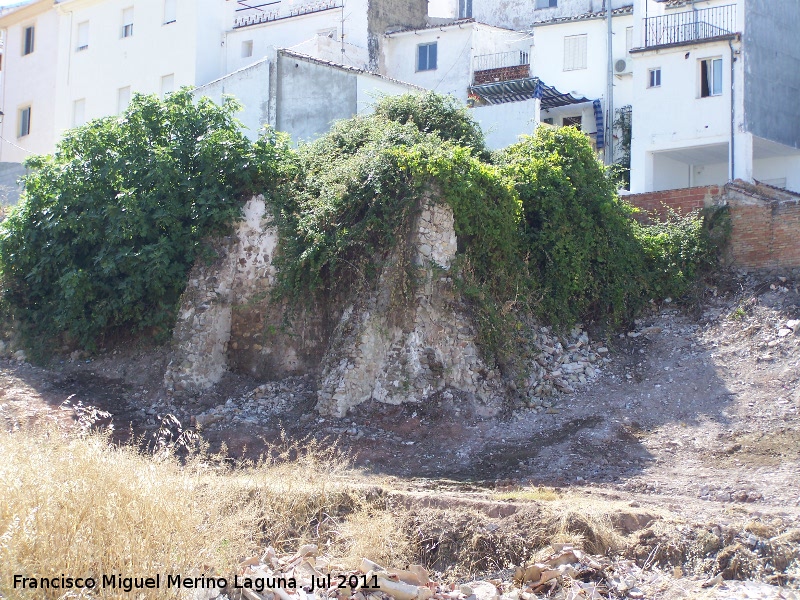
[533,4,633,25]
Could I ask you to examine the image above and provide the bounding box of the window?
[118,86,131,113]
[458,0,472,18]
[19,106,31,137]
[536,0,557,8]
[76,21,89,51]
[562,115,582,130]
[563,34,587,71]
[648,67,661,88]
[122,7,134,38]
[625,26,633,53]
[23,25,35,55]
[417,42,437,71]
[241,40,253,58]
[161,74,175,98]
[163,0,176,24]
[73,99,86,127]
[700,57,722,97]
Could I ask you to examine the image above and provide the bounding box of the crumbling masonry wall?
[166,192,505,416]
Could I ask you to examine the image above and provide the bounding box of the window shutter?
[77,22,89,50]
[164,0,177,24]
[563,34,587,71]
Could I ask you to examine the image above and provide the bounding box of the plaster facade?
[630,0,800,193]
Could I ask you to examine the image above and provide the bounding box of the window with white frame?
[19,106,31,137]
[563,34,587,71]
[23,25,35,55]
[536,0,557,8]
[118,86,131,113]
[241,40,253,58]
[76,21,89,51]
[73,99,86,127]
[648,67,661,88]
[626,26,633,53]
[163,0,177,24]
[417,42,437,71]
[161,74,175,98]
[122,7,134,38]
[458,0,472,18]
[700,57,722,97]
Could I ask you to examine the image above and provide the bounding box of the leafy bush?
[0,90,285,348]
[635,207,725,301]
[497,127,648,327]
[373,92,488,157]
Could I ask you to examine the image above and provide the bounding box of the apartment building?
[629,0,800,193]
[0,0,228,163]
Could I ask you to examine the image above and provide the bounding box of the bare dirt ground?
[2,270,799,598]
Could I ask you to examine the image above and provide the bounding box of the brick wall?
[625,185,722,220]
[725,182,800,270]
[473,64,530,85]
[625,182,800,270]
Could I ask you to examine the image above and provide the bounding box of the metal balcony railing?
[473,50,529,72]
[234,0,342,29]
[472,51,530,84]
[644,3,737,48]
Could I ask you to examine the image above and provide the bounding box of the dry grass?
[0,425,403,599]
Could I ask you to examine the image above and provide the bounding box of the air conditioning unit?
[614,57,632,75]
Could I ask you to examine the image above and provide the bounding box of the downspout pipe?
[606,0,614,165]
[729,39,735,182]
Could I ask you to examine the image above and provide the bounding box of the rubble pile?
[193,544,709,600]
[522,325,609,410]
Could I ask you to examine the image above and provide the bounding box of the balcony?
[472,51,530,85]
[644,4,737,48]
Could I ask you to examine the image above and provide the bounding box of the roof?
[469,77,590,109]
[385,18,476,36]
[533,4,633,25]
[278,49,425,90]
[0,0,50,26]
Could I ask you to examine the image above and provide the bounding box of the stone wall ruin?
[165,191,507,416]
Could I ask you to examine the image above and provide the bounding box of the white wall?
[383,24,473,100]
[194,57,274,141]
[0,7,60,162]
[753,155,800,193]
[531,14,633,108]
[472,0,631,31]
[55,0,211,135]
[355,75,419,115]
[225,8,360,74]
[630,37,744,192]
[472,98,539,149]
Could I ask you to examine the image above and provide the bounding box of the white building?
[0,0,429,164]
[629,0,800,193]
[0,0,228,163]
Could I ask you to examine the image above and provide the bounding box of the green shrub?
[0,90,285,349]
[373,92,488,157]
[497,127,648,327]
[635,207,724,301]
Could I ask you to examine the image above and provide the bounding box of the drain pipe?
[606,0,614,165]
[729,39,736,183]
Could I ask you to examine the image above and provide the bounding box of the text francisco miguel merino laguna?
[13,573,381,594]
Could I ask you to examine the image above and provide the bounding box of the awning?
[469,77,589,110]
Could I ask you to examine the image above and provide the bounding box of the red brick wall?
[625,185,722,220]
[473,64,530,84]
[726,187,800,270]
[626,182,800,270]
